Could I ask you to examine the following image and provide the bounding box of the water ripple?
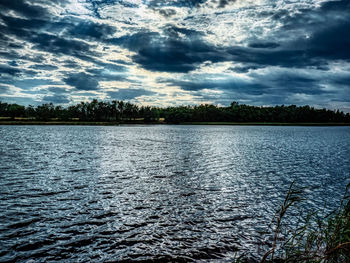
[0,125,349,262]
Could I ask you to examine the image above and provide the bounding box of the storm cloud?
[63,72,99,91]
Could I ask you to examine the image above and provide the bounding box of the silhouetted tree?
[0,100,349,124]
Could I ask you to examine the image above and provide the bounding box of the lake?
[0,125,349,262]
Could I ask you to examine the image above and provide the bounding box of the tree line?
[0,100,349,123]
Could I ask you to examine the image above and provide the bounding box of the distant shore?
[180,122,350,126]
[0,121,119,126]
[1,121,350,126]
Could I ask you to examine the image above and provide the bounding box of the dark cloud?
[31,33,96,59]
[0,14,48,31]
[0,0,69,20]
[62,60,80,69]
[156,9,177,17]
[82,62,129,83]
[229,65,262,73]
[107,88,156,100]
[251,72,328,95]
[0,12,116,41]
[63,72,99,90]
[146,0,238,9]
[160,77,268,95]
[274,0,350,58]
[0,0,49,19]
[109,32,160,51]
[0,64,37,77]
[248,42,280,49]
[146,0,207,8]
[111,30,225,72]
[8,61,18,67]
[0,15,98,61]
[306,20,350,60]
[48,87,69,94]
[87,0,138,10]
[331,75,350,86]
[0,12,116,67]
[30,64,58,71]
[226,47,320,69]
[320,0,350,11]
[217,0,236,8]
[42,94,70,103]
[0,51,22,62]
[114,30,324,73]
[0,65,21,76]
[66,20,116,40]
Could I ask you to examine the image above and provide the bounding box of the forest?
[0,100,349,124]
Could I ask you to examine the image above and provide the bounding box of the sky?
[0,0,349,111]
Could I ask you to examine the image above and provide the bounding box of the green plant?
[261,183,350,263]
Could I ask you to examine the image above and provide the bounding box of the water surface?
[0,125,349,262]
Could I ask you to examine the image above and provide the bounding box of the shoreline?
[1,121,350,126]
[180,122,350,126]
[0,121,120,126]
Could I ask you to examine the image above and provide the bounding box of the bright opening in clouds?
[0,0,349,111]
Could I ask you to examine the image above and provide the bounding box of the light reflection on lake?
[0,125,349,262]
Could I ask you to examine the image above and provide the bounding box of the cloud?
[217,0,237,8]
[159,68,335,106]
[110,4,350,74]
[107,88,156,100]
[0,85,10,94]
[0,65,21,76]
[160,75,268,95]
[0,96,40,105]
[42,94,70,103]
[0,78,60,90]
[306,20,350,61]
[30,64,59,71]
[62,60,81,69]
[0,0,349,111]
[85,68,127,82]
[91,61,128,73]
[63,72,99,90]
[156,8,177,17]
[146,0,208,8]
[0,16,97,61]
[249,71,328,95]
[31,33,96,59]
[248,42,280,49]
[273,0,350,62]
[0,13,116,66]
[111,30,225,73]
[0,0,49,19]
[48,87,69,94]
[66,20,116,39]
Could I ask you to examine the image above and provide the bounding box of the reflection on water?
[0,125,349,262]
